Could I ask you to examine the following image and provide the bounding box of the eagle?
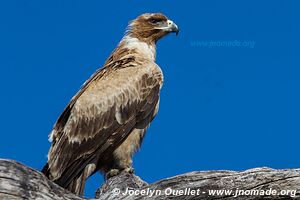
[42,13,179,196]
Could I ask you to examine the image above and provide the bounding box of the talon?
[124,167,134,174]
[106,168,120,179]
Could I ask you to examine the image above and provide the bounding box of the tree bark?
[0,159,299,200]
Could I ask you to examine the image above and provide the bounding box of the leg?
[106,128,146,179]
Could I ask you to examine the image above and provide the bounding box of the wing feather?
[46,60,162,188]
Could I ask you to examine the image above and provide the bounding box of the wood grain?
[0,159,299,200]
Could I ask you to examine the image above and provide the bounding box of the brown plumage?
[42,13,179,196]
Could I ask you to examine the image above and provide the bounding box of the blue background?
[0,0,299,197]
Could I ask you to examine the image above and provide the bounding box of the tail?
[41,163,50,178]
[66,163,97,196]
[41,162,96,196]
[67,173,87,196]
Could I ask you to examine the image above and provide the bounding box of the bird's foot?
[124,167,135,174]
[106,167,135,179]
[106,169,120,179]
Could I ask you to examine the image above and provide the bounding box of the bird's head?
[127,13,179,44]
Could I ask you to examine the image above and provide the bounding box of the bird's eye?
[150,18,161,24]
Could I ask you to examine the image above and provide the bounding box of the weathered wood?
[0,159,299,200]
[0,159,82,200]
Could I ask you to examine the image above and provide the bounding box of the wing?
[46,59,162,188]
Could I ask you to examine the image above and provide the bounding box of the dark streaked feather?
[44,57,162,190]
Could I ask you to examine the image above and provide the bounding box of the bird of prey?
[42,13,179,196]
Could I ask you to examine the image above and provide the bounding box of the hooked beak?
[156,19,179,36]
[166,20,179,36]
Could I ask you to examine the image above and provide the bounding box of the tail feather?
[41,162,84,195]
[68,173,86,196]
[42,162,96,196]
[41,163,50,178]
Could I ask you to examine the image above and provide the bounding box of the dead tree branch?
[0,159,299,200]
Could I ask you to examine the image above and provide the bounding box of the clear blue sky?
[1,0,299,197]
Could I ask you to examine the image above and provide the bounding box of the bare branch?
[0,159,299,200]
